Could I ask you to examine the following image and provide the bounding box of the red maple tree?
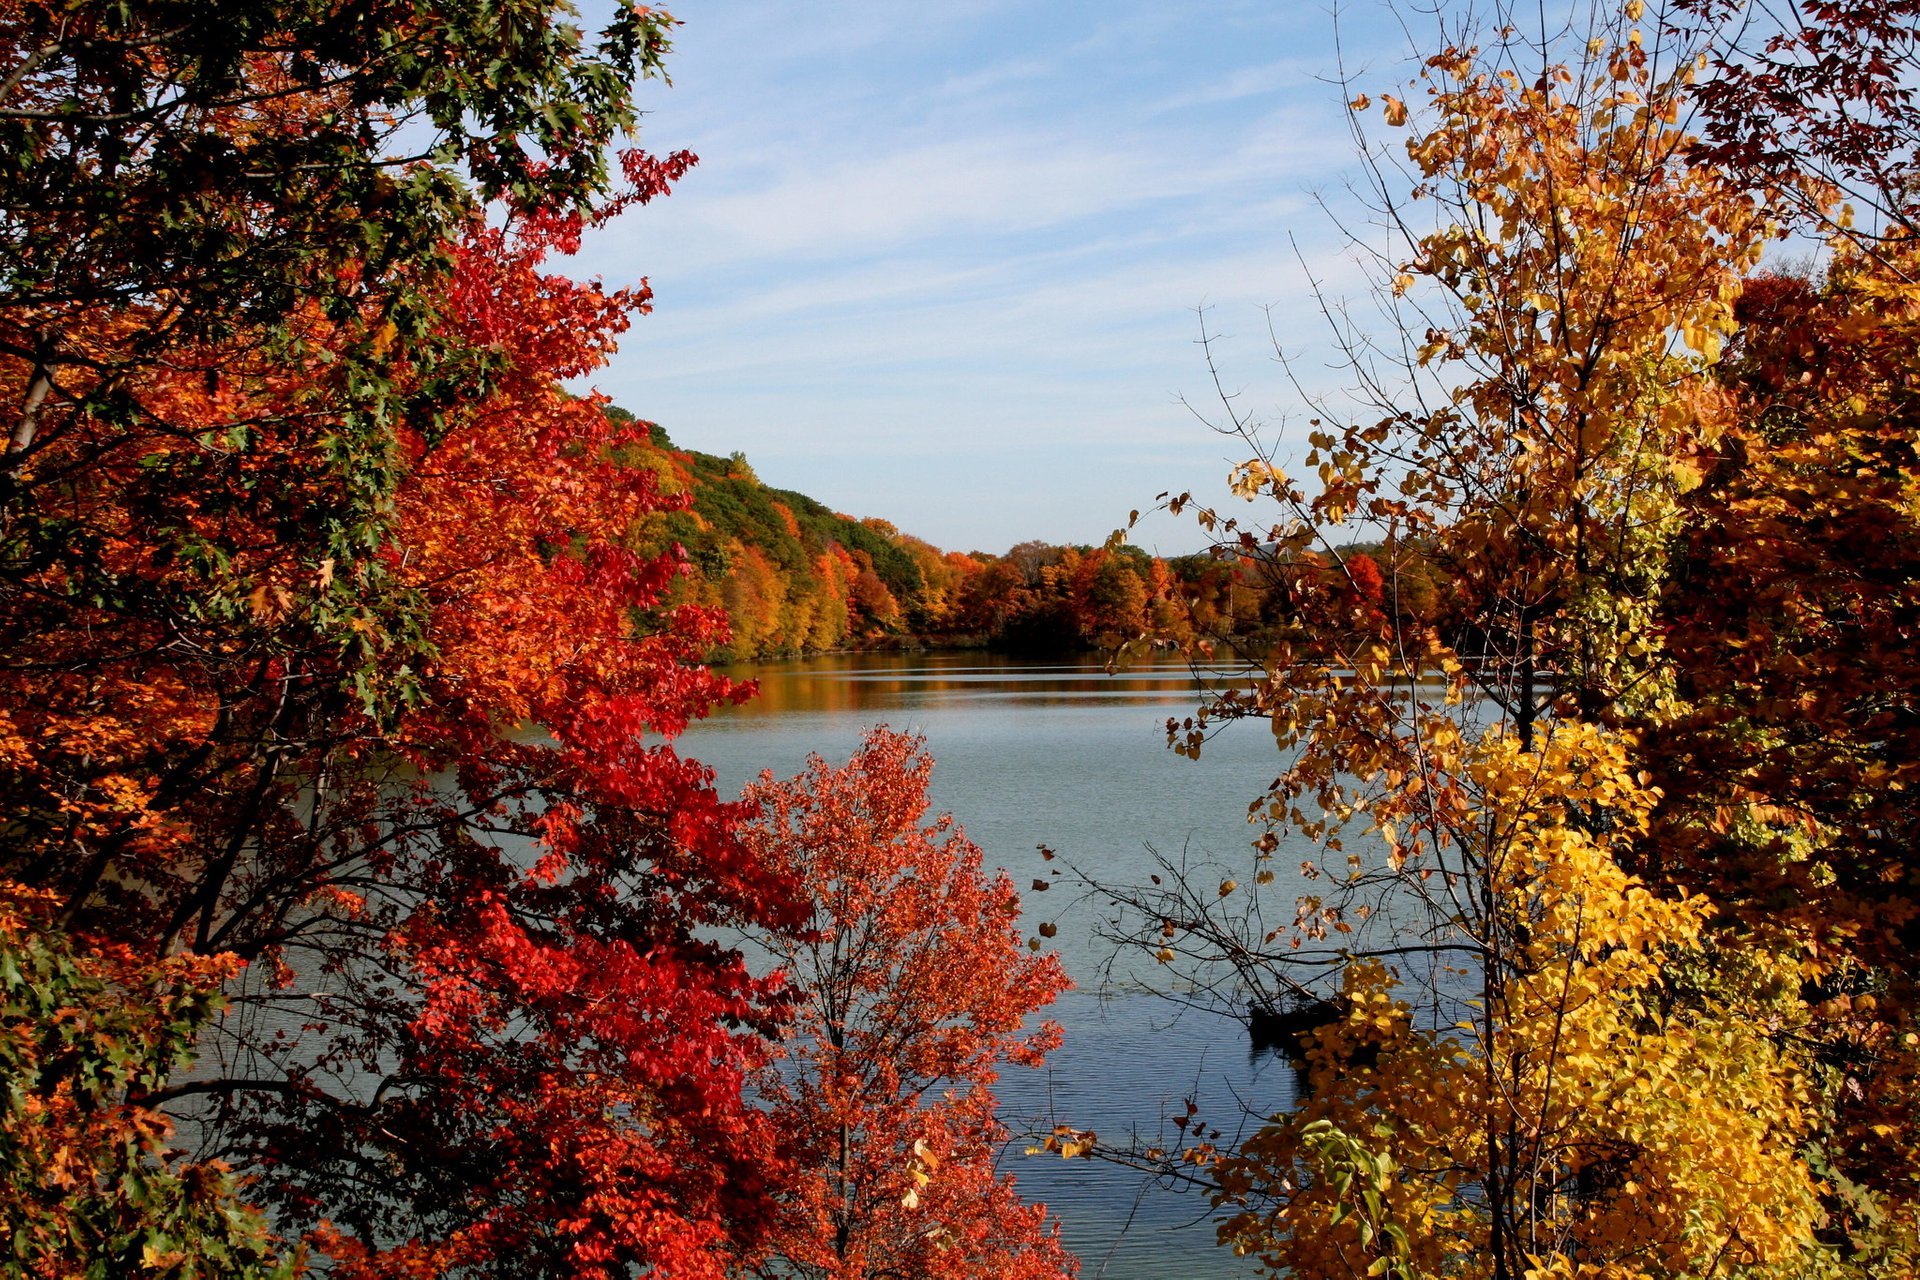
[1,157,813,1275]
[740,729,1076,1280]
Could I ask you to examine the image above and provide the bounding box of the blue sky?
[573,1,1412,553]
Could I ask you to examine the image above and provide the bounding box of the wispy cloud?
[568,0,1413,548]
[1148,57,1332,114]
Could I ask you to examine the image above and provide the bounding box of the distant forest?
[619,410,1459,661]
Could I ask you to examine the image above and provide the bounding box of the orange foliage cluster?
[0,16,1073,1277]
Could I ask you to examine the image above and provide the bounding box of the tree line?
[625,419,1464,662]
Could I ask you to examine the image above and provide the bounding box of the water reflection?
[716,652,1230,717]
[719,650,1450,720]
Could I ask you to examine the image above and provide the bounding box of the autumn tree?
[0,0,672,433]
[1674,0,1920,240]
[1071,2,1920,1275]
[1208,725,1825,1279]
[0,0,684,724]
[1608,0,1920,1248]
[1629,223,1920,1252]
[0,893,294,1278]
[1067,548,1152,648]
[739,729,1075,1280]
[0,6,816,1273]
[0,177,813,1275]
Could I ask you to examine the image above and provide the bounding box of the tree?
[0,184,807,1277]
[0,889,294,1278]
[1072,3,1920,1274]
[1209,724,1823,1280]
[0,0,686,726]
[0,0,673,416]
[1674,0,1920,239]
[1068,549,1151,648]
[1622,0,1920,1246]
[0,6,818,1269]
[1632,241,1920,1246]
[247,208,802,1277]
[739,729,1075,1280]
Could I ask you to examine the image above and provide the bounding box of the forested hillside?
[622,412,1461,662]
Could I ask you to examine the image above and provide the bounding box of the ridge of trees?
[620,417,1462,662]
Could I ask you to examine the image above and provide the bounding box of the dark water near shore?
[681,652,1319,1279]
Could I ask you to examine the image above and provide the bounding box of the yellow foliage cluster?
[1216,723,1827,1279]
[1143,7,1920,1277]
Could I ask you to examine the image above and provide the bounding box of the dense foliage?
[740,730,1073,1280]
[1062,2,1920,1277]
[0,899,292,1278]
[0,5,1066,1275]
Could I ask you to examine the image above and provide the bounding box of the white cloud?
[559,0,1412,548]
[1148,57,1329,114]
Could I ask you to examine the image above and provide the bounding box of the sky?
[571,0,1416,554]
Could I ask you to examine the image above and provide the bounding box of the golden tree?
[1077,3,1917,1275]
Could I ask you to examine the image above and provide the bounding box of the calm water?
[680,652,1319,1279]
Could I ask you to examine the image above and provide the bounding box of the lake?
[680,651,1321,1279]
